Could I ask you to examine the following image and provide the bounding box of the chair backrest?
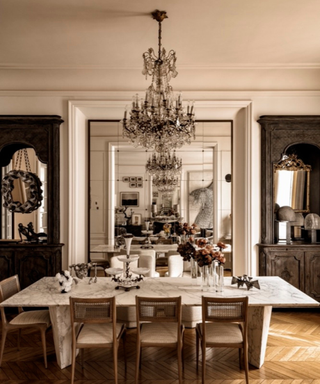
[0,275,21,324]
[136,296,182,324]
[202,296,248,324]
[138,254,157,277]
[70,296,116,325]
[0,275,20,303]
[167,254,184,277]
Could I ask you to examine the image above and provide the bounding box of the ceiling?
[1,0,320,70]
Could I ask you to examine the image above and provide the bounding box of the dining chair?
[135,296,184,384]
[0,274,51,368]
[165,253,184,277]
[69,296,126,384]
[196,296,249,384]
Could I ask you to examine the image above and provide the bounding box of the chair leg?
[135,342,141,384]
[238,347,242,369]
[71,345,77,384]
[40,327,48,368]
[196,330,199,369]
[113,344,118,384]
[122,332,127,371]
[201,343,206,384]
[17,329,21,350]
[243,346,249,384]
[0,329,7,367]
[177,344,183,384]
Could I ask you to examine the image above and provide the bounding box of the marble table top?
[90,244,178,253]
[1,276,319,308]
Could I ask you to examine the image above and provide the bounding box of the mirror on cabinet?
[274,154,311,213]
[89,120,232,268]
[0,148,47,241]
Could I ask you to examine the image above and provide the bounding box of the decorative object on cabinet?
[0,116,64,289]
[18,222,47,243]
[132,213,142,226]
[258,115,320,301]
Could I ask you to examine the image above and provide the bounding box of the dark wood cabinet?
[0,244,62,289]
[0,116,64,287]
[258,115,320,301]
[258,244,305,291]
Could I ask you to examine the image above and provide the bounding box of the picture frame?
[122,176,129,182]
[137,182,143,188]
[129,177,137,182]
[129,182,137,188]
[120,192,139,207]
[137,176,143,182]
[132,213,142,226]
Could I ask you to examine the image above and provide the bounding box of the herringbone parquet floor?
[1,308,320,384]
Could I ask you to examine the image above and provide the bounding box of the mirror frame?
[273,153,311,213]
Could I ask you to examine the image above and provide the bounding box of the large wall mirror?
[89,120,232,270]
[0,147,47,241]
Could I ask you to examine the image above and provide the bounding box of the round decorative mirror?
[1,169,43,213]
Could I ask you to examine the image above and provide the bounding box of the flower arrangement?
[177,238,226,267]
[176,222,199,242]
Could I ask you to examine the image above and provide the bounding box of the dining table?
[1,275,318,370]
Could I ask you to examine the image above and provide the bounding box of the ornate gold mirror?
[274,154,311,213]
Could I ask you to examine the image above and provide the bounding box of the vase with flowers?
[176,222,199,244]
[177,237,226,291]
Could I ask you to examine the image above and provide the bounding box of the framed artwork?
[188,171,213,228]
[129,182,137,188]
[132,213,142,226]
[137,176,143,182]
[137,182,143,188]
[122,176,129,182]
[120,192,139,207]
[129,177,137,182]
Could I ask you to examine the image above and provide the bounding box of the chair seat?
[140,322,179,344]
[197,322,243,344]
[77,322,125,344]
[10,310,51,327]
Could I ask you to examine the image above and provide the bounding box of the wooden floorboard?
[1,308,320,383]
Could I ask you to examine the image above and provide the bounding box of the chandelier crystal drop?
[122,10,196,153]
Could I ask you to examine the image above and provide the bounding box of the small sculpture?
[231,274,260,290]
[56,270,76,293]
[18,222,47,243]
[69,262,92,279]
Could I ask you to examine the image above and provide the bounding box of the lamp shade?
[277,206,296,222]
[304,213,320,230]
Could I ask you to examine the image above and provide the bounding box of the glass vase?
[123,235,133,258]
[191,258,197,285]
[200,265,210,291]
[216,263,224,292]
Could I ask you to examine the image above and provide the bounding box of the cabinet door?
[305,251,320,301]
[266,249,304,291]
[15,247,62,289]
[0,250,15,280]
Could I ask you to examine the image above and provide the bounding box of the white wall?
[0,90,320,274]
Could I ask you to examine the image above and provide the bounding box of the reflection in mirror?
[274,154,311,213]
[1,148,47,241]
[89,121,232,271]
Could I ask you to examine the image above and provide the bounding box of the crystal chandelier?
[122,10,196,153]
[152,174,180,194]
[146,151,182,178]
